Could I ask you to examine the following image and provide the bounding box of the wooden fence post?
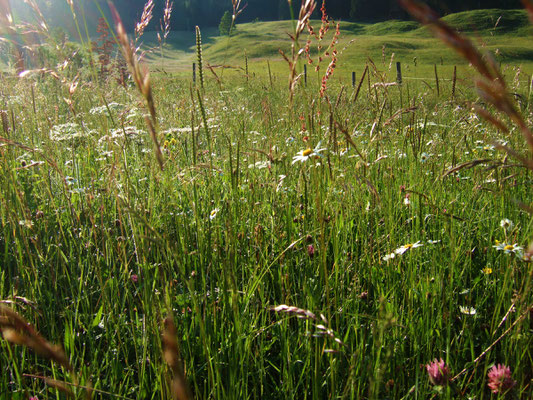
[434,64,440,96]
[267,60,273,89]
[396,62,402,85]
[245,51,249,82]
[452,65,457,99]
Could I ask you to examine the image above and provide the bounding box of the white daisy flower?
[459,306,477,315]
[499,219,514,231]
[493,242,523,256]
[209,208,219,220]
[394,241,423,255]
[18,220,34,229]
[382,252,396,262]
[291,141,326,164]
[248,161,270,169]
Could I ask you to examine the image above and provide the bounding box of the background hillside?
[9,0,526,34]
[136,8,533,75]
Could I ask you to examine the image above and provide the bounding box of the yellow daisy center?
[302,148,313,157]
[504,245,514,251]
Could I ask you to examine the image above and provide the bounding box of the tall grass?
[0,1,531,399]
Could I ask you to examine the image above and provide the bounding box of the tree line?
[128,0,523,29]
[140,0,523,29]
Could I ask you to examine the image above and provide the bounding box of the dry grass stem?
[280,0,316,104]
[108,1,164,170]
[0,305,73,372]
[21,0,48,32]
[135,0,154,42]
[0,0,25,72]
[231,0,247,22]
[522,0,533,24]
[271,304,316,320]
[271,305,346,348]
[162,316,192,400]
[162,0,173,40]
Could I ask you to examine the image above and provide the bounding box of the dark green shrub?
[219,10,233,36]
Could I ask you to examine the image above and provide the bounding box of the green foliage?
[0,5,532,400]
[219,10,233,36]
[0,58,532,398]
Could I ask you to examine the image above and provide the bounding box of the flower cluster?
[49,122,90,143]
[425,360,516,394]
[487,364,516,394]
[426,358,450,386]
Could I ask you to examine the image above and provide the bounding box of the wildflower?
[276,175,287,193]
[49,122,87,143]
[487,364,516,394]
[482,267,493,275]
[209,208,219,220]
[130,274,138,283]
[382,252,396,262]
[499,218,514,231]
[493,242,523,256]
[89,102,124,116]
[164,137,177,149]
[403,195,411,206]
[394,241,423,255]
[459,306,477,315]
[307,244,315,258]
[426,358,450,386]
[292,141,325,164]
[18,220,34,229]
[248,161,270,169]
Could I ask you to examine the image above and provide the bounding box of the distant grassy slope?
[140,9,533,74]
[440,8,532,35]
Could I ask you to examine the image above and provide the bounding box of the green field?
[0,6,532,400]
[139,8,533,78]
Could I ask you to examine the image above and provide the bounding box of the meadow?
[0,2,532,399]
